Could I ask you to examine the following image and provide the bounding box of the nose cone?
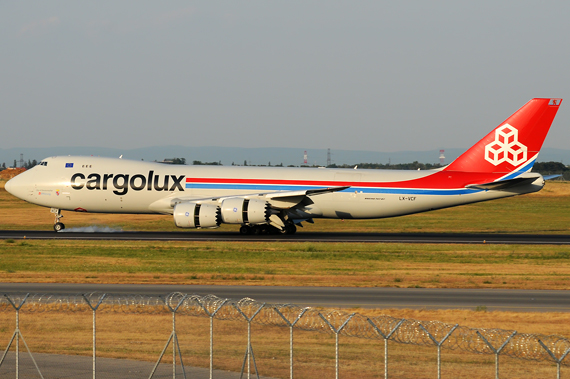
[4,177,15,195]
[4,174,26,199]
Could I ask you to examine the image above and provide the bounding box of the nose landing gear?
[50,208,65,232]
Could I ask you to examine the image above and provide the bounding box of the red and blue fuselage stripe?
[184,155,536,196]
[185,177,483,196]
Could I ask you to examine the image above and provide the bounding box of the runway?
[1,283,569,312]
[2,230,570,244]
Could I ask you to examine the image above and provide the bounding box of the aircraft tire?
[278,224,296,235]
[54,222,65,232]
[239,225,251,235]
[285,224,297,235]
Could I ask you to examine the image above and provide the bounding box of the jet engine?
[220,198,270,225]
[173,202,221,228]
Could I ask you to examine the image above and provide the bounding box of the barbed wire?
[1,292,569,365]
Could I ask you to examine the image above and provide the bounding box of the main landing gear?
[239,222,297,235]
[281,223,297,235]
[50,208,65,232]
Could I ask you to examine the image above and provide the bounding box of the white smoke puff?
[59,226,123,233]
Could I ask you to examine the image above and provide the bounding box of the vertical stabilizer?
[444,98,562,173]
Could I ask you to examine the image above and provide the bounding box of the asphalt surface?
[0,353,270,379]
[2,229,570,244]
[1,283,570,312]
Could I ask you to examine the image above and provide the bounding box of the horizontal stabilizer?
[543,174,562,180]
[466,173,542,190]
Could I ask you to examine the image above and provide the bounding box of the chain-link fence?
[0,292,568,379]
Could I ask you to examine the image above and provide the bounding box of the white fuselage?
[5,156,544,221]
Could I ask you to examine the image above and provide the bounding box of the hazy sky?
[1,1,569,152]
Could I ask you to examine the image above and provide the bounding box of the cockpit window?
[39,161,48,166]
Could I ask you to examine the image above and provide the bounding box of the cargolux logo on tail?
[484,124,527,166]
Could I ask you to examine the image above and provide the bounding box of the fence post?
[319,312,355,379]
[82,293,106,379]
[0,294,44,379]
[197,297,228,379]
[367,318,404,379]
[419,324,458,379]
[537,339,570,379]
[274,307,309,379]
[148,293,188,379]
[476,330,516,379]
[235,300,265,379]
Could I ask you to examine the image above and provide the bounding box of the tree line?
[532,161,570,180]
[0,160,38,170]
[327,161,443,170]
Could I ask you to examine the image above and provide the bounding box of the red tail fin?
[444,98,562,173]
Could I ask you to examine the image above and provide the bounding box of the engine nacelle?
[173,202,221,228]
[220,198,270,224]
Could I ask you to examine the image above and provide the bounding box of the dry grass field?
[1,309,568,379]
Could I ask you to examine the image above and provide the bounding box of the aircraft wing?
[264,186,350,209]
[169,186,350,210]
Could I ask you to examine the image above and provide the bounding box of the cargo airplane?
[5,98,562,234]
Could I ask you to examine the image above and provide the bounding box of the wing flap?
[265,186,350,199]
[265,186,350,209]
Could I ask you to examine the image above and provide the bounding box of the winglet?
[444,98,562,173]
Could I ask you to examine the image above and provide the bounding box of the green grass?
[1,239,570,289]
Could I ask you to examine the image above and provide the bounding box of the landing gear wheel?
[51,208,64,232]
[279,223,297,235]
[240,225,252,235]
[286,224,297,235]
